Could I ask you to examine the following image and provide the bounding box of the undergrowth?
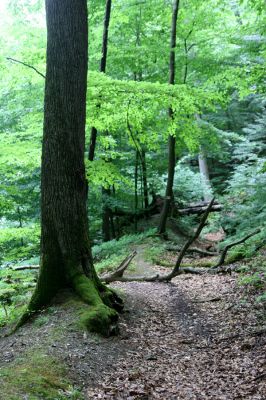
[238,255,266,306]
[0,230,157,327]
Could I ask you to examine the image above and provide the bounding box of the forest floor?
[0,244,265,399]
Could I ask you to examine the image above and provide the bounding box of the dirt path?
[0,248,265,399]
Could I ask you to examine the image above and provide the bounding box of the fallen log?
[177,204,222,215]
[166,246,218,257]
[11,265,39,271]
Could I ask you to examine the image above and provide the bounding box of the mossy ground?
[0,350,83,400]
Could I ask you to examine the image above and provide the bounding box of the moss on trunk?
[16,0,123,336]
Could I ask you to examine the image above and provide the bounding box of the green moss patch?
[0,351,83,400]
[80,303,118,336]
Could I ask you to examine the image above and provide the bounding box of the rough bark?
[158,0,180,235]
[17,0,122,336]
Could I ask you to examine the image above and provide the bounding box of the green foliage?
[0,0,265,290]
[172,160,212,204]
[86,159,131,189]
[238,256,266,304]
[221,97,266,236]
[0,225,40,265]
[143,242,165,264]
[93,229,155,260]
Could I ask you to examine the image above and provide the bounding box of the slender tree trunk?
[18,0,122,336]
[102,187,113,242]
[158,0,180,235]
[88,0,112,161]
[198,148,212,202]
[141,149,149,209]
[134,150,139,231]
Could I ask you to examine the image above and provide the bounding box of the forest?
[0,0,265,399]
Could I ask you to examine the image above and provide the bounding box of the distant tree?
[18,0,122,335]
[158,0,180,235]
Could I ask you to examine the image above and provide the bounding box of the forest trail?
[0,245,265,399]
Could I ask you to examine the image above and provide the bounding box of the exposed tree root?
[13,257,124,337]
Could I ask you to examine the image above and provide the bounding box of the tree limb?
[6,57,46,79]
[213,228,261,268]
[100,251,137,283]
[163,198,215,280]
[166,245,218,257]
[11,265,39,271]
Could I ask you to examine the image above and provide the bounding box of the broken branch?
[213,228,261,268]
[100,251,137,283]
[163,198,215,280]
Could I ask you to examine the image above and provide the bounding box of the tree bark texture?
[158,0,180,235]
[18,0,122,336]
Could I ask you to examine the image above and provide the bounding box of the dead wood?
[100,251,137,283]
[213,228,261,268]
[192,297,221,303]
[11,265,39,271]
[102,199,222,283]
[160,198,216,281]
[178,204,222,215]
[166,245,218,257]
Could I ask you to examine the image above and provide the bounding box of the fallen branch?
[192,296,221,303]
[100,199,221,283]
[6,57,46,79]
[11,265,39,271]
[166,245,218,257]
[100,251,137,283]
[213,228,261,268]
[161,198,216,281]
[178,204,222,215]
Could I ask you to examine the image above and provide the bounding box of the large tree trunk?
[18,0,122,336]
[158,0,180,235]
